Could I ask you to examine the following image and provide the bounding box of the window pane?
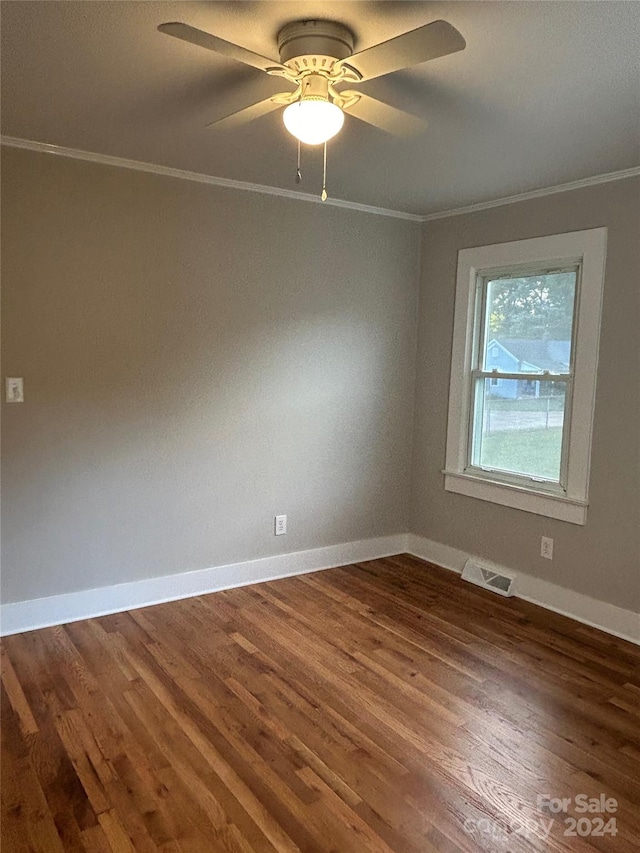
[473,379,567,482]
[483,270,576,374]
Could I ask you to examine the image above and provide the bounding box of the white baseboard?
[3,532,637,646]
[0,534,408,637]
[406,534,640,645]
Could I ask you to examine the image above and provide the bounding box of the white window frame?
[443,228,607,525]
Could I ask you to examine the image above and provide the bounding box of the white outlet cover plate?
[5,377,24,402]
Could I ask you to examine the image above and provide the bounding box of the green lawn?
[480,427,562,480]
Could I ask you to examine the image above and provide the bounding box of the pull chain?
[295,139,302,184]
[321,141,328,201]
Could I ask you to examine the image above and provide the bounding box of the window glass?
[482,271,577,374]
[472,379,567,482]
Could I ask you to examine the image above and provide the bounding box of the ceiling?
[2,1,639,215]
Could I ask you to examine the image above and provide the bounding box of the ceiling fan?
[158,18,466,142]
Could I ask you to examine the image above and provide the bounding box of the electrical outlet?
[541,536,554,560]
[5,377,24,403]
[275,514,287,536]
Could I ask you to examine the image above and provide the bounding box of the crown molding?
[3,135,637,224]
[421,166,640,221]
[0,135,423,223]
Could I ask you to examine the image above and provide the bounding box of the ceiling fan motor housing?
[157,16,463,138]
[277,20,355,69]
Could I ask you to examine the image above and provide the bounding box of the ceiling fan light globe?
[283,99,344,145]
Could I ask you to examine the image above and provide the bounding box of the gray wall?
[1,147,420,602]
[412,177,640,612]
[2,148,638,615]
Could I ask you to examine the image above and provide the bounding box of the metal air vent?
[461,559,515,597]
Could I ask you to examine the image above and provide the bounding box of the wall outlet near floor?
[541,536,554,560]
[274,515,287,536]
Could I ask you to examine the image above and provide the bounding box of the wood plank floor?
[2,554,639,852]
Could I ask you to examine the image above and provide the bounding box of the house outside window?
[443,228,607,525]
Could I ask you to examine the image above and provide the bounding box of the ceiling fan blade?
[158,22,286,74]
[341,92,426,136]
[206,95,290,130]
[338,20,465,81]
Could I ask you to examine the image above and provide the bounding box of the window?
[444,229,607,524]
[470,267,576,486]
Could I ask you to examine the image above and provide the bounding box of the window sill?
[443,470,587,525]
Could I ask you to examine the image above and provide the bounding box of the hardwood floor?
[2,554,639,852]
